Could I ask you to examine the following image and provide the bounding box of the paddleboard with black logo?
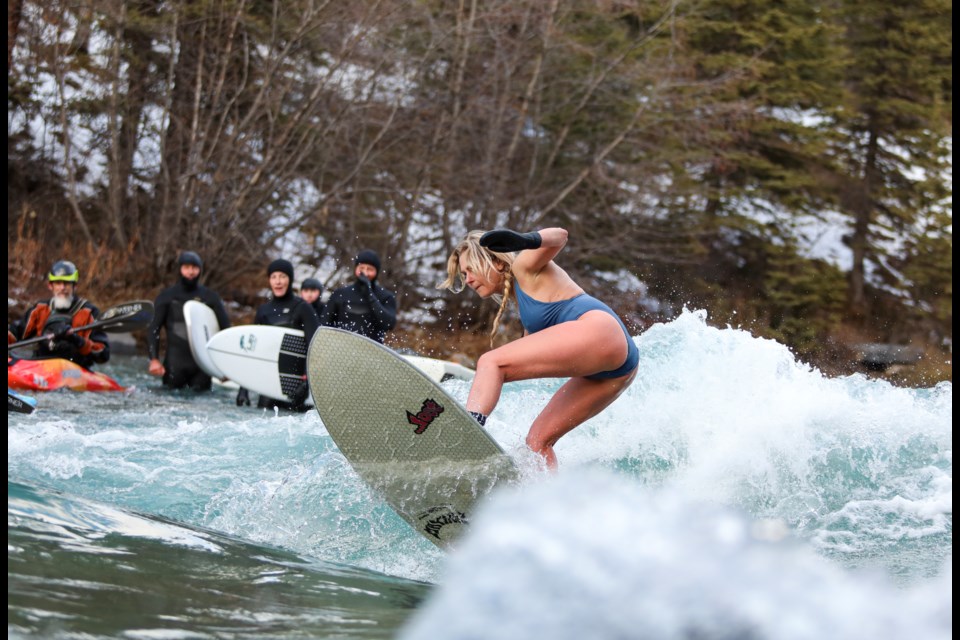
[307,327,518,549]
[206,325,310,404]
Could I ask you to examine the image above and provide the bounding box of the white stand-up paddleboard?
[183,301,238,389]
[307,327,518,549]
[401,355,475,383]
[207,325,311,404]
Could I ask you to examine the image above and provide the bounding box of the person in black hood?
[321,249,397,344]
[235,258,319,411]
[300,278,325,319]
[147,251,231,391]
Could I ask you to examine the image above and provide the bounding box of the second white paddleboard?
[206,325,309,403]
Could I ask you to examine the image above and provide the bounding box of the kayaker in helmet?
[146,251,232,391]
[8,260,111,369]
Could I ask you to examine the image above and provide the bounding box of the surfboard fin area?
[307,327,519,548]
[355,455,518,544]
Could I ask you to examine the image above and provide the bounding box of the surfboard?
[182,301,239,389]
[307,327,518,549]
[401,355,475,383]
[206,325,310,404]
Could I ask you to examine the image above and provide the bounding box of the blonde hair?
[437,230,516,346]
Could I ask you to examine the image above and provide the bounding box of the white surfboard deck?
[207,325,310,404]
[401,355,475,383]
[183,301,239,389]
[307,327,518,549]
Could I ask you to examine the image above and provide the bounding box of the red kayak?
[7,357,124,392]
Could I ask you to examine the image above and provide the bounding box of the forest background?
[7,0,952,387]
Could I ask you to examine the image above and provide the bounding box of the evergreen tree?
[660,0,850,350]
[831,0,952,318]
[680,0,847,217]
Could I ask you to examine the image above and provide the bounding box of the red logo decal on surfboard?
[407,399,444,434]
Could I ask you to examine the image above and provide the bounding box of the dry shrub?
[875,346,952,388]
[8,215,146,317]
[8,215,55,317]
[823,322,952,387]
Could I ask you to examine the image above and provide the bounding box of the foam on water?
[471,310,952,578]
[399,470,952,640]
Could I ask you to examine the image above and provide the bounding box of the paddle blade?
[98,300,154,333]
[7,299,155,352]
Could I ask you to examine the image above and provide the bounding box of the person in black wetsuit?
[147,251,232,391]
[321,250,397,344]
[299,278,325,319]
[8,260,110,370]
[235,258,319,412]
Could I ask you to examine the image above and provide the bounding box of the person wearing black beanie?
[353,249,381,273]
[147,250,231,391]
[267,258,294,281]
[234,257,319,412]
[179,251,203,269]
[300,278,325,319]
[320,249,397,344]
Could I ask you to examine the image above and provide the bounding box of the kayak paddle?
[7,300,155,351]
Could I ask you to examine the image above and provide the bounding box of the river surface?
[8,309,952,639]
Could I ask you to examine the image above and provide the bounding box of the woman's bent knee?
[475,351,498,370]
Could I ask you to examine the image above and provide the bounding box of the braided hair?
[437,230,516,346]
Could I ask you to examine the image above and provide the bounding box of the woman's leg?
[465,311,636,468]
[525,369,637,469]
[465,310,627,415]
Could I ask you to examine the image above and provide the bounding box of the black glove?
[480,229,542,253]
[356,274,374,297]
[290,378,309,405]
[52,325,85,348]
[236,388,251,406]
[52,325,72,340]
